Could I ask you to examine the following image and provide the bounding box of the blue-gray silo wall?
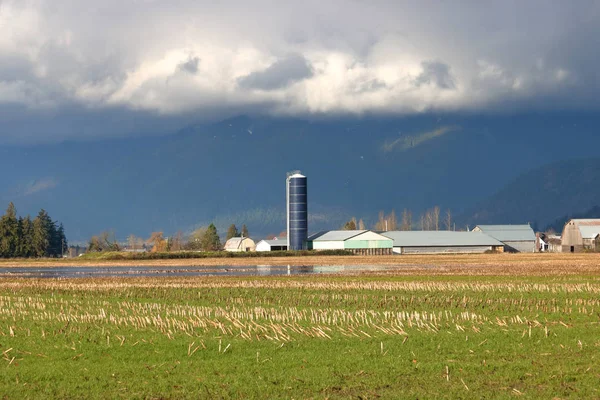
[288,176,307,250]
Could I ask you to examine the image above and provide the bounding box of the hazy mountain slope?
[1,113,600,241]
[461,158,600,230]
[543,205,600,233]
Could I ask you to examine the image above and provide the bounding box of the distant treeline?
[0,202,67,258]
[342,207,456,231]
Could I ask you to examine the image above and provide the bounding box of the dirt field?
[0,253,599,276]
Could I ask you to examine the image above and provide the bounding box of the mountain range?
[1,113,599,242]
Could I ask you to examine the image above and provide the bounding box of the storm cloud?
[415,61,456,90]
[237,54,313,90]
[0,0,599,142]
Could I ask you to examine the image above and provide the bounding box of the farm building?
[472,225,536,252]
[561,219,600,252]
[255,239,288,252]
[536,233,562,252]
[307,230,393,255]
[381,231,504,254]
[223,237,256,252]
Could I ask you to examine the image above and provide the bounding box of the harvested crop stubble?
[1,263,600,398]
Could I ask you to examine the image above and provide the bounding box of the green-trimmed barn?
[307,230,393,255]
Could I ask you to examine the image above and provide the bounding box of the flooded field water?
[0,265,400,279]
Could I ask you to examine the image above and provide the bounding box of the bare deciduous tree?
[358,219,365,230]
[171,231,184,251]
[147,232,166,253]
[388,210,397,231]
[445,209,452,231]
[433,206,440,231]
[127,234,143,251]
[423,210,433,230]
[401,209,412,231]
[374,211,386,231]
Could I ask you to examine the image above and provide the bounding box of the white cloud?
[21,178,58,196]
[0,0,598,141]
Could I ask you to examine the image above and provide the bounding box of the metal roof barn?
[472,224,536,253]
[561,219,600,252]
[307,230,393,254]
[381,231,504,254]
[224,237,256,252]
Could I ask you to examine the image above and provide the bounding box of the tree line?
[342,207,455,231]
[88,223,252,253]
[0,202,67,258]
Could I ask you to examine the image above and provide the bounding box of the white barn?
[223,237,256,252]
[255,239,288,252]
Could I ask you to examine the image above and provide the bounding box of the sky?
[1,0,599,143]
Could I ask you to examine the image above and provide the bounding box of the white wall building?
[255,239,288,252]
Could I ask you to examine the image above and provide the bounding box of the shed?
[472,225,536,253]
[561,219,600,252]
[536,233,562,252]
[307,230,393,255]
[382,231,504,254]
[223,237,256,252]
[547,235,562,252]
[255,239,288,252]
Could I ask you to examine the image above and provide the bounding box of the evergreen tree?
[226,224,239,240]
[241,224,249,238]
[48,221,62,257]
[56,223,68,257]
[18,216,34,257]
[0,203,67,258]
[0,202,19,257]
[32,209,53,257]
[201,223,221,251]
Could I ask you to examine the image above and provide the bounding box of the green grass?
[0,274,599,398]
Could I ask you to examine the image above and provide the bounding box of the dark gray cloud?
[0,0,599,143]
[178,56,200,74]
[237,54,313,90]
[415,61,455,89]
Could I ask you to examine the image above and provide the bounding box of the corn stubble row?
[0,277,593,343]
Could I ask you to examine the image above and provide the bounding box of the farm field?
[1,252,600,273]
[1,256,600,398]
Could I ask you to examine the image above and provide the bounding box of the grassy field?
[1,255,600,398]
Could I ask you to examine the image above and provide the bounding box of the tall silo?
[286,172,308,250]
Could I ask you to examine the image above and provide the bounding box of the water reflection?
[0,264,396,279]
